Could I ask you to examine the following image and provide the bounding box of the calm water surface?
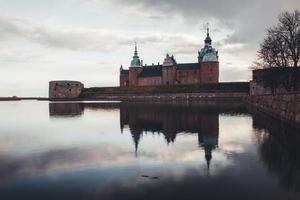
[0,100,300,200]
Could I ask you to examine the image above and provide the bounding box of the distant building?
[49,81,84,99]
[120,28,219,87]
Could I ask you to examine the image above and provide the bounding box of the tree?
[255,10,300,68]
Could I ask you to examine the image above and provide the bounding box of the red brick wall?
[121,62,219,87]
[200,62,219,84]
[176,69,200,85]
[120,74,129,87]
[138,76,162,86]
[129,67,142,86]
[162,66,176,85]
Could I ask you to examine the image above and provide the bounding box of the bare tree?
[255,10,300,68]
[278,10,300,67]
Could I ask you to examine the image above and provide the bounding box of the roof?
[120,69,129,75]
[177,63,199,70]
[202,51,218,62]
[139,65,162,77]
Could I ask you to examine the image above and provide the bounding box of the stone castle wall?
[245,93,300,128]
[49,81,84,99]
[247,68,300,128]
[250,68,300,95]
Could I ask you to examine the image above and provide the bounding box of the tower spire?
[204,23,212,46]
[207,22,210,37]
[134,41,138,56]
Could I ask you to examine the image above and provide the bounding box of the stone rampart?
[49,81,84,99]
[245,93,300,128]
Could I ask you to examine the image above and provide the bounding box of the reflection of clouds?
[0,132,231,184]
[0,143,132,183]
[221,143,246,154]
[0,141,13,151]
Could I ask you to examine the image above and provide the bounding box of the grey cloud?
[100,0,256,20]
[99,0,300,47]
[0,14,200,55]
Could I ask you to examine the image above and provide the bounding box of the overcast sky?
[0,0,299,97]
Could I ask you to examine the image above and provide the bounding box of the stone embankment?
[78,82,249,101]
[246,68,300,128]
[78,92,248,101]
[245,93,300,128]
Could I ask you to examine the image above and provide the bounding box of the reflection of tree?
[251,108,300,192]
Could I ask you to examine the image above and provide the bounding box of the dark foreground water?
[0,100,300,200]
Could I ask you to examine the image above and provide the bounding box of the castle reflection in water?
[119,103,221,169]
[49,101,248,170]
[49,101,300,192]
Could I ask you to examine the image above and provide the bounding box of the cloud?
[90,0,255,20]
[93,0,299,46]
[0,14,202,54]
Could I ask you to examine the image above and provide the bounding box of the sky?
[0,0,299,97]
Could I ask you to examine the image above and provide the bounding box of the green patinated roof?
[198,27,219,63]
[202,49,218,62]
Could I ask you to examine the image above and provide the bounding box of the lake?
[0,100,299,200]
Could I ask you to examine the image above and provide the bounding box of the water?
[0,100,299,200]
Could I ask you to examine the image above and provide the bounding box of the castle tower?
[198,26,219,84]
[129,42,142,86]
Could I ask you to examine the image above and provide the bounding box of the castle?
[120,28,219,87]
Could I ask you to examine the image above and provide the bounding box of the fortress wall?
[80,82,249,98]
[246,68,300,128]
[49,81,84,99]
[250,68,300,95]
[245,93,300,128]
